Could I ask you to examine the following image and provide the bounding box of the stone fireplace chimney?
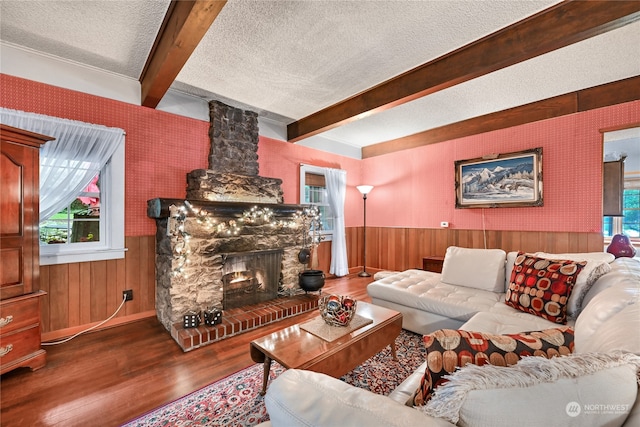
[148,101,312,349]
[208,100,259,175]
[187,100,284,204]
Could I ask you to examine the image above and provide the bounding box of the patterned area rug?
[122,330,425,427]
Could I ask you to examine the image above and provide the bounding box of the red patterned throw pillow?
[505,252,586,324]
[409,327,574,406]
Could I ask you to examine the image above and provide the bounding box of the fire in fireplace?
[221,249,283,309]
[222,271,258,308]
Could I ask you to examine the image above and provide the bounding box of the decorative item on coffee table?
[319,294,357,327]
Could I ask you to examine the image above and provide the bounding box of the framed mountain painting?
[455,147,543,208]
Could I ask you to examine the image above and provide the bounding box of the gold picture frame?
[455,147,543,208]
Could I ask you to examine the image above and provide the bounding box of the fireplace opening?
[222,270,259,303]
[221,249,283,309]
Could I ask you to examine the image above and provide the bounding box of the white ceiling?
[1,0,639,156]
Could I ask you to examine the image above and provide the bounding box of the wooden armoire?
[1,124,54,375]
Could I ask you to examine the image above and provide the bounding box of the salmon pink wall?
[257,136,362,222]
[0,74,363,235]
[1,74,210,236]
[361,100,640,232]
[3,74,638,236]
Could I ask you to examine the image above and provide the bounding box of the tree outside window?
[39,173,101,245]
[604,188,640,241]
[300,164,334,241]
[622,189,640,238]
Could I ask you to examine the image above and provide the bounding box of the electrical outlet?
[123,290,133,301]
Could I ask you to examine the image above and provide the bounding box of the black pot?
[299,270,325,293]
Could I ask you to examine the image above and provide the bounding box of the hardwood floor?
[0,274,374,427]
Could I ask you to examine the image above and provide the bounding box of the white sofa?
[366,247,619,335]
[261,248,640,427]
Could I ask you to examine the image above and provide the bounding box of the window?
[0,108,126,265]
[39,140,125,265]
[299,164,334,241]
[40,173,101,245]
[604,188,640,240]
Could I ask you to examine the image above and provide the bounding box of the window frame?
[299,164,334,242]
[40,139,126,265]
[603,187,640,244]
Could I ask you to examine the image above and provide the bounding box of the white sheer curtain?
[324,167,349,276]
[1,108,124,221]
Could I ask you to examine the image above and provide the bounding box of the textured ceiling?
[0,0,168,77]
[1,0,638,155]
[177,0,558,121]
[320,20,640,147]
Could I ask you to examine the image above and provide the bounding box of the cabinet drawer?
[0,295,40,334]
[0,325,41,366]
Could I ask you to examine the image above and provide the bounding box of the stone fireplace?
[148,101,317,351]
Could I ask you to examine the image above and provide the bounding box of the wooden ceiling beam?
[362,76,640,158]
[287,0,640,143]
[140,0,227,108]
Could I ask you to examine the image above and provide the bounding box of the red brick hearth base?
[171,294,320,351]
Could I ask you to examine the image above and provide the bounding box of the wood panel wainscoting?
[345,226,605,273]
[37,229,602,339]
[39,235,156,341]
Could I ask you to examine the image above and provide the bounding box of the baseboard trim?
[41,310,157,342]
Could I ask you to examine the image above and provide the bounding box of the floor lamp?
[357,185,373,277]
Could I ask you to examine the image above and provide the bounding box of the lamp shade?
[357,185,373,195]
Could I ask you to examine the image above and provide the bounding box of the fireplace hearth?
[171,294,319,352]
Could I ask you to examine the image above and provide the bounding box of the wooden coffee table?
[250,301,403,395]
